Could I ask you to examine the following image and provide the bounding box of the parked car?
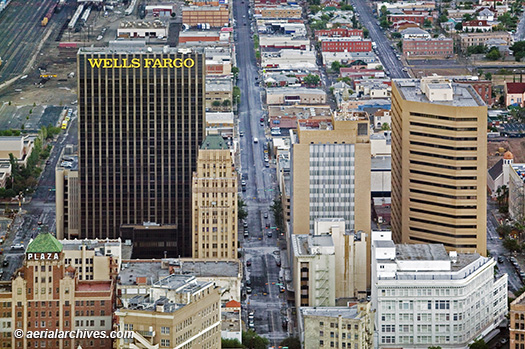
[246,287,252,294]
[264,212,268,219]
[267,231,272,238]
[246,260,252,267]
[498,256,505,263]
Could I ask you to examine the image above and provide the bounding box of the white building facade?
[371,231,508,349]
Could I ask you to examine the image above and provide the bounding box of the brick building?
[1,233,115,349]
[315,28,364,39]
[321,38,372,52]
[182,6,229,27]
[387,14,431,26]
[510,290,525,348]
[402,37,454,58]
[255,5,302,18]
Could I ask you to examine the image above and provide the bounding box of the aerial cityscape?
[0,0,524,347]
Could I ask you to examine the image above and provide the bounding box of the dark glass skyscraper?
[77,47,205,258]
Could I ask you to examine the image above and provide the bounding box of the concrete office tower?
[192,134,237,259]
[391,77,487,254]
[55,147,80,240]
[77,47,205,258]
[291,110,371,235]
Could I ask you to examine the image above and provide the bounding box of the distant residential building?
[182,5,229,27]
[267,87,326,105]
[259,35,309,49]
[299,303,374,349]
[462,20,492,32]
[192,135,237,260]
[505,82,525,107]
[373,109,391,129]
[459,31,512,50]
[372,231,508,349]
[315,28,364,39]
[376,1,436,13]
[509,163,525,222]
[402,36,454,58]
[477,8,495,21]
[321,37,372,52]
[487,151,514,197]
[401,27,431,39]
[510,290,525,349]
[115,275,221,349]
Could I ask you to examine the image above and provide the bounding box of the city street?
[350,0,409,79]
[233,1,289,345]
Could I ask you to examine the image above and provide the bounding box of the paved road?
[233,1,289,345]
[350,0,409,79]
[486,201,523,293]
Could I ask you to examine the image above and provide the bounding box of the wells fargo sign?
[87,58,195,69]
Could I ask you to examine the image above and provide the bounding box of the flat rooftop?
[396,244,481,271]
[394,79,485,107]
[301,306,359,319]
[371,156,391,170]
[79,47,195,54]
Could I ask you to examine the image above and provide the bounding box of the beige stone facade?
[391,78,487,255]
[511,292,525,349]
[55,149,79,240]
[192,135,237,259]
[459,31,512,50]
[182,6,229,27]
[115,275,222,349]
[299,303,374,349]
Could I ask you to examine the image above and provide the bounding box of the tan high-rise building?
[391,77,487,254]
[192,134,237,259]
[292,110,371,235]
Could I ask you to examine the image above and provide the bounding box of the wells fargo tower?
[391,77,487,255]
[77,47,205,258]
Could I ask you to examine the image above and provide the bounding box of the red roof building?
[505,82,525,107]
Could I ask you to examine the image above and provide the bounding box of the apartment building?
[115,275,221,349]
[192,135,237,260]
[371,231,508,349]
[299,303,374,349]
[391,77,487,254]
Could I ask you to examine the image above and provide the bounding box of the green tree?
[497,224,513,237]
[391,32,401,39]
[438,14,448,22]
[341,4,353,10]
[303,74,320,86]
[423,19,432,27]
[381,123,391,131]
[485,72,492,80]
[469,339,489,349]
[511,41,525,61]
[503,237,521,252]
[309,5,321,14]
[271,197,285,233]
[455,22,463,30]
[280,337,301,349]
[222,338,243,348]
[253,35,259,49]
[232,66,239,76]
[212,101,221,107]
[380,19,391,28]
[239,199,248,221]
[222,99,232,107]
[463,13,474,21]
[428,347,443,349]
[242,330,269,349]
[363,28,369,38]
[233,86,241,104]
[331,61,342,72]
[486,47,502,60]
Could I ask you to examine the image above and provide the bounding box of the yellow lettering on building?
[86,57,196,69]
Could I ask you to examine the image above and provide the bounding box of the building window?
[160,339,170,347]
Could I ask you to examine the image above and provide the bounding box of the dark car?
[2,260,8,267]
[498,256,505,263]
[246,260,252,267]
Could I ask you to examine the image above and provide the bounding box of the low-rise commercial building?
[117,20,168,38]
[255,5,302,18]
[402,37,454,58]
[182,5,229,27]
[206,78,233,111]
[299,303,374,349]
[321,37,372,52]
[267,88,326,105]
[259,35,310,49]
[0,135,34,168]
[315,28,364,39]
[371,231,508,348]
